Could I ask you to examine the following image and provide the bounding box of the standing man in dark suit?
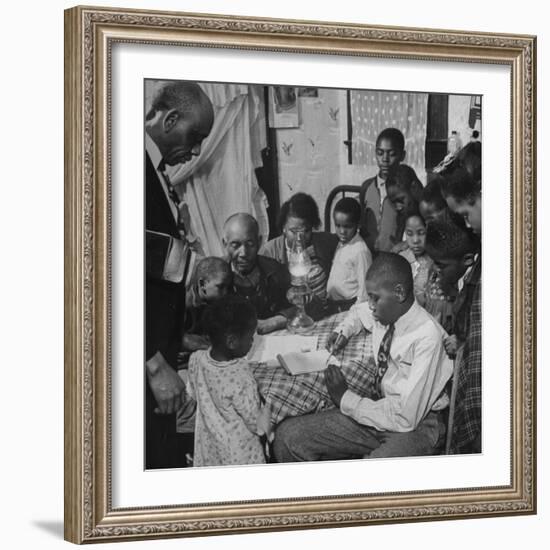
[145,81,214,468]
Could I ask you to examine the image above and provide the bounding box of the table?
[250,312,376,425]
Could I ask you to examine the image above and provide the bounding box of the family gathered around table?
[145,80,482,469]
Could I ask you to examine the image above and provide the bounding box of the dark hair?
[425,219,480,261]
[334,197,361,225]
[386,165,424,238]
[386,164,423,199]
[195,256,232,283]
[456,141,481,182]
[439,141,481,199]
[145,80,210,121]
[440,166,481,203]
[203,295,257,348]
[405,212,426,228]
[277,192,321,233]
[366,252,413,297]
[376,128,405,152]
[421,177,448,211]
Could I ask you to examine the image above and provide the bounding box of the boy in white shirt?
[327,198,372,310]
[274,252,453,461]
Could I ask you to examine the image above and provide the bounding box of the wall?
[449,94,481,148]
[0,1,547,550]
[275,87,348,225]
[274,91,478,228]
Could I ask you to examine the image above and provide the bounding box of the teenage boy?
[273,253,453,461]
[359,128,406,253]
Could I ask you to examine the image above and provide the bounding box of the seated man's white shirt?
[337,300,452,432]
[327,233,372,302]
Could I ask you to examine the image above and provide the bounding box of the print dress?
[186,349,265,467]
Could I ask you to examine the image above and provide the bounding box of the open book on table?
[276,349,332,375]
[247,334,336,375]
[247,334,318,367]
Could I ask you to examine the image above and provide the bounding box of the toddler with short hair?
[327,197,372,309]
[181,256,233,356]
[186,295,269,466]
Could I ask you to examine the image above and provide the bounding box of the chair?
[324,184,361,232]
[445,344,465,454]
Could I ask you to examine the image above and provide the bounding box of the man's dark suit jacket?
[145,153,185,368]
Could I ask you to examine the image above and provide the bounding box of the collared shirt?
[336,300,453,432]
[230,256,292,320]
[232,264,261,291]
[145,132,179,222]
[376,174,388,206]
[361,176,398,252]
[327,233,372,301]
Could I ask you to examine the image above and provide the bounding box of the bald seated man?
[145,81,214,469]
[222,213,293,334]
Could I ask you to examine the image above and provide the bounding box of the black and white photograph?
[144,79,482,470]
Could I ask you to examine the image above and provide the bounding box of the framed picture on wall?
[64,5,536,544]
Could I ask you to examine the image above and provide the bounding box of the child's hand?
[256,403,274,443]
[444,335,459,359]
[391,241,408,254]
[326,331,348,353]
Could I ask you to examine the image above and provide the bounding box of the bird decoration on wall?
[282,141,294,156]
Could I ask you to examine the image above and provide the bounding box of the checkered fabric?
[250,312,375,425]
[450,262,482,454]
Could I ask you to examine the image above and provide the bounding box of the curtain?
[350,91,429,183]
[163,83,268,256]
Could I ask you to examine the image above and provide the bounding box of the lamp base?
[286,309,315,334]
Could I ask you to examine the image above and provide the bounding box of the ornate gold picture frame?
[64,5,536,544]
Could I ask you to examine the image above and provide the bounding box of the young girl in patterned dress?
[186,295,268,467]
[398,213,433,307]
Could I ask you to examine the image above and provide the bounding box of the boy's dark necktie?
[373,323,395,400]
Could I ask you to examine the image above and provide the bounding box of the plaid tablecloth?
[250,312,376,425]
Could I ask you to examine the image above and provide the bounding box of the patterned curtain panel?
[350,91,429,181]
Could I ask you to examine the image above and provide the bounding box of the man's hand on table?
[146,351,186,414]
[325,364,349,407]
[325,331,348,353]
[257,315,287,335]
